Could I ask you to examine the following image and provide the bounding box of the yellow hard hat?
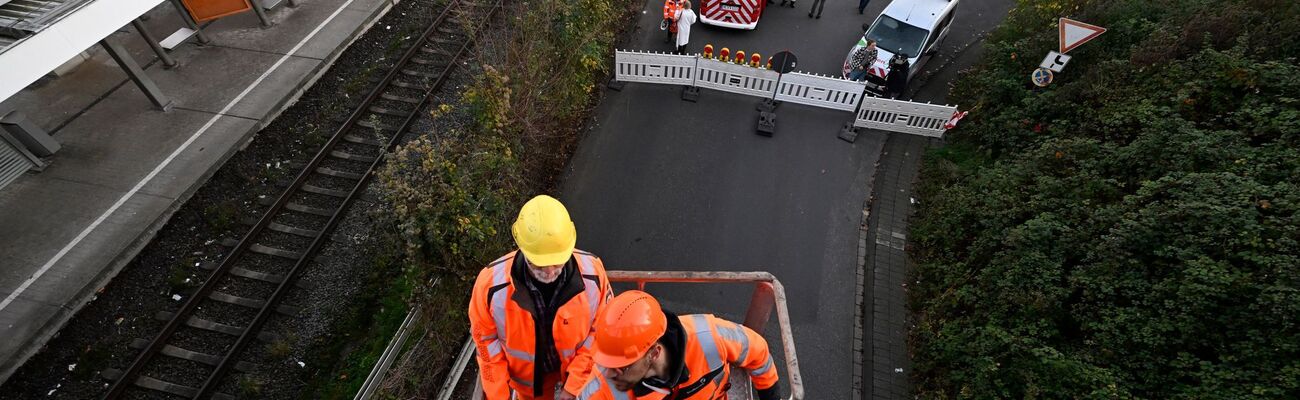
[512,195,577,267]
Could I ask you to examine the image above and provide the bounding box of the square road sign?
[1040,51,1071,73]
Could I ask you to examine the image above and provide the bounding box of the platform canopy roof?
[1,0,163,102]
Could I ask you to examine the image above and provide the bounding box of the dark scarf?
[521,261,571,394]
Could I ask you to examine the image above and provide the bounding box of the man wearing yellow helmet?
[470,195,614,399]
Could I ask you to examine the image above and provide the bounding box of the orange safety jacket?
[470,250,613,399]
[574,314,780,400]
[663,0,682,32]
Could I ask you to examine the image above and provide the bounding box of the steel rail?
[100,0,499,396]
[194,1,501,396]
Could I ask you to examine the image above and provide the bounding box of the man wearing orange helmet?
[470,195,614,399]
[574,291,783,400]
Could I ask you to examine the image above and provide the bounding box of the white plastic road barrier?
[854,97,956,138]
[615,50,699,86]
[773,72,867,112]
[611,49,961,138]
[694,57,780,98]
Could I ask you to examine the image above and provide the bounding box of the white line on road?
[0,0,359,312]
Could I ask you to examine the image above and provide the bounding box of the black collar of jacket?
[632,310,722,398]
[509,253,585,315]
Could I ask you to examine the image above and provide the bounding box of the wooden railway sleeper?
[126,339,258,372]
[208,291,303,316]
[418,46,455,56]
[302,184,351,198]
[199,262,311,289]
[218,239,304,260]
[250,243,305,260]
[329,149,379,163]
[389,80,426,89]
[316,166,366,180]
[425,36,459,45]
[355,119,400,132]
[380,92,423,104]
[152,312,278,341]
[400,68,442,79]
[268,221,320,238]
[100,369,239,400]
[368,105,412,118]
[285,201,336,217]
[344,133,385,146]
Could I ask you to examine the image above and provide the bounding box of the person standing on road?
[662,0,682,44]
[858,0,870,14]
[885,51,910,99]
[807,0,825,18]
[848,39,878,82]
[574,291,784,400]
[778,0,795,9]
[674,1,697,54]
[470,195,614,400]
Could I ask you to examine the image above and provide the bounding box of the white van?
[842,0,958,94]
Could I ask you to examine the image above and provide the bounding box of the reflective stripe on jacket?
[575,314,780,399]
[470,250,613,399]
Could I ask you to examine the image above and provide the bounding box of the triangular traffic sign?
[1059,18,1106,54]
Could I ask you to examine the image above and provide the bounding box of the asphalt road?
[560,0,1012,398]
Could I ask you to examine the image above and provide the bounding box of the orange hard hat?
[592,290,668,368]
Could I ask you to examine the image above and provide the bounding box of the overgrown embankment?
[910,0,1299,397]
[369,0,637,396]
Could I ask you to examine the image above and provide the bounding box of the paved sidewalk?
[862,133,934,399]
[0,0,393,383]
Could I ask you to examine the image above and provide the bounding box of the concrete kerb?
[852,157,880,400]
[0,0,400,384]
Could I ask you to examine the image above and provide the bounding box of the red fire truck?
[699,0,767,30]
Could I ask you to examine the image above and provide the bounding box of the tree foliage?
[910,0,1300,397]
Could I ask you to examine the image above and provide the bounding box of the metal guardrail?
[613,49,957,138]
[430,270,805,400]
[606,270,804,400]
[353,307,422,400]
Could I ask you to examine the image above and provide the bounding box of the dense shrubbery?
[910,0,1300,397]
[380,0,629,278]
[374,0,632,395]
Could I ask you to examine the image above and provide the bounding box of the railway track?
[99,0,501,397]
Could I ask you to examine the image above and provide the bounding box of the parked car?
[699,0,767,30]
[842,0,958,94]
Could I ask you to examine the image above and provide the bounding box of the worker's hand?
[557,389,577,400]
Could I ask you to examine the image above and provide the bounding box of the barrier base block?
[757,98,780,112]
[756,111,776,136]
[838,122,858,143]
[607,78,626,91]
[682,86,700,102]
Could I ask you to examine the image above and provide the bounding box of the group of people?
[470,195,783,400]
[659,0,908,99]
[846,38,910,99]
[662,0,697,54]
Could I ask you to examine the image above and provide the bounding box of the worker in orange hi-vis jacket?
[573,291,783,400]
[661,0,683,44]
[469,195,614,400]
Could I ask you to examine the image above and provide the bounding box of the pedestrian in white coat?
[674,1,696,54]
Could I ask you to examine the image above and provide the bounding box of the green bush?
[379,130,521,276]
[378,0,631,278]
[910,0,1300,397]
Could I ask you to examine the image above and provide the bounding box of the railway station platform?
[0,0,395,383]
